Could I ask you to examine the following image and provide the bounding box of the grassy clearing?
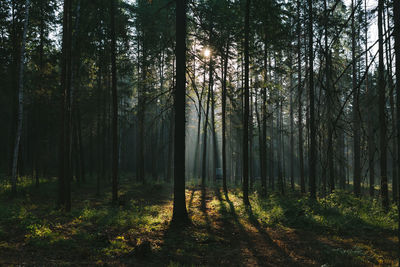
[0,177,398,266]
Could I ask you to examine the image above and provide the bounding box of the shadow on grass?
[215,188,297,266]
[253,191,396,236]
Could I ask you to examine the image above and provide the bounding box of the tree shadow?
[251,192,397,265]
[216,188,297,266]
[186,187,197,214]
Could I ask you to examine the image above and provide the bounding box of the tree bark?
[308,0,316,199]
[11,0,30,196]
[366,0,375,197]
[393,0,400,259]
[297,0,305,194]
[110,0,118,204]
[172,0,189,224]
[222,42,229,194]
[352,0,361,197]
[378,0,388,211]
[242,0,250,206]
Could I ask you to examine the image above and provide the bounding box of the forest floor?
[0,177,398,266]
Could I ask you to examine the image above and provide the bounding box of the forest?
[1,0,400,265]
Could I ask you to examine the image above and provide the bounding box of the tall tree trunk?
[383,4,398,203]
[202,62,211,188]
[308,0,316,199]
[289,49,294,192]
[366,0,375,197]
[110,0,118,204]
[11,0,30,196]
[378,0,388,210]
[58,0,72,211]
[352,0,361,197]
[172,0,189,224]
[242,0,250,206]
[222,42,229,194]
[393,0,400,259]
[297,0,305,194]
[325,0,334,194]
[211,64,218,183]
[249,82,254,191]
[260,38,268,196]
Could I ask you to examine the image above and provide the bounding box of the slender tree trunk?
[325,0,334,194]
[289,46,294,192]
[383,4,398,203]
[249,83,254,191]
[11,0,30,196]
[308,0,316,199]
[137,46,146,184]
[366,0,375,197]
[297,0,305,194]
[261,39,268,196]
[222,42,229,194]
[352,0,361,197]
[110,0,118,204]
[172,0,189,224]
[202,63,211,188]
[59,0,72,211]
[378,0,388,211]
[211,65,218,183]
[392,0,400,259]
[242,0,250,206]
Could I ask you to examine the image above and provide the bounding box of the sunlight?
[203,47,211,58]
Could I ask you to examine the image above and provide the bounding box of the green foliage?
[248,189,397,235]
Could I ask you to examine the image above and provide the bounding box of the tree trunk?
[202,62,211,188]
[289,49,294,192]
[352,0,361,197]
[297,0,305,194]
[308,0,316,199]
[366,0,375,197]
[172,0,189,224]
[211,63,218,183]
[222,42,229,194]
[378,0,388,211]
[325,0,334,194]
[242,0,250,206]
[58,0,72,211]
[110,0,118,204]
[11,0,30,196]
[392,0,400,258]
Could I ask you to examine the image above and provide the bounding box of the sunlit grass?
[0,178,397,265]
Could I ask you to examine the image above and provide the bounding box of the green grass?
[0,177,397,266]
[247,189,398,235]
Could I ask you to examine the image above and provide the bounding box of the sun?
[203,48,211,58]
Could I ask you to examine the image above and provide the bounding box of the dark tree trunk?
[201,63,211,188]
[242,0,250,206]
[352,0,361,197]
[366,0,375,197]
[110,0,118,204]
[171,0,189,224]
[378,0,388,211]
[59,0,72,211]
[308,0,316,199]
[297,0,305,194]
[211,63,218,183]
[11,0,30,196]
[222,42,229,194]
[325,0,334,194]
[260,39,268,196]
[393,0,400,259]
[289,50,294,192]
